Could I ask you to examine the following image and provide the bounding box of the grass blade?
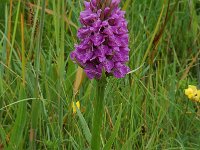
[7,84,27,149]
[30,0,46,149]
[103,104,123,150]
[75,102,92,145]
[0,124,7,148]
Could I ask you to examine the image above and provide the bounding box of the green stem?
[91,77,107,150]
[30,0,45,149]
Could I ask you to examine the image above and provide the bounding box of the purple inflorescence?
[70,0,130,79]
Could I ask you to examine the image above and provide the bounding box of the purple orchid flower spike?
[111,0,121,7]
[70,0,130,79]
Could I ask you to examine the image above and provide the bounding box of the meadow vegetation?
[0,0,200,149]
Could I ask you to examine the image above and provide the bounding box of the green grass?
[0,0,200,149]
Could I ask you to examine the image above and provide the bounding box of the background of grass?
[0,0,200,149]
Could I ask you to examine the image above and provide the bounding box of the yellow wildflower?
[72,101,80,114]
[185,85,200,102]
[193,90,200,102]
[185,85,197,99]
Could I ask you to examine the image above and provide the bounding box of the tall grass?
[0,0,200,149]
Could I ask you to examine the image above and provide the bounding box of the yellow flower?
[185,85,200,102]
[185,85,197,99]
[193,90,200,102]
[72,101,80,114]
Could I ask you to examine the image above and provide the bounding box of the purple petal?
[84,1,90,9]
[77,27,91,39]
[108,35,122,47]
[113,62,130,78]
[85,69,96,79]
[91,19,102,31]
[112,47,120,52]
[103,27,114,35]
[113,50,129,62]
[104,7,110,17]
[95,45,109,62]
[80,12,97,26]
[103,60,114,73]
[70,51,76,61]
[91,33,104,46]
[112,0,121,6]
[102,20,109,27]
[85,63,102,79]
[91,0,97,7]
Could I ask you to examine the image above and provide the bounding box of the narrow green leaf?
[8,0,20,66]
[141,2,165,64]
[75,103,92,144]
[103,104,123,150]
[66,131,80,150]
[0,124,7,147]
[7,84,27,149]
[121,128,141,150]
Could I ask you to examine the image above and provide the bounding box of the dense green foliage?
[0,0,200,149]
